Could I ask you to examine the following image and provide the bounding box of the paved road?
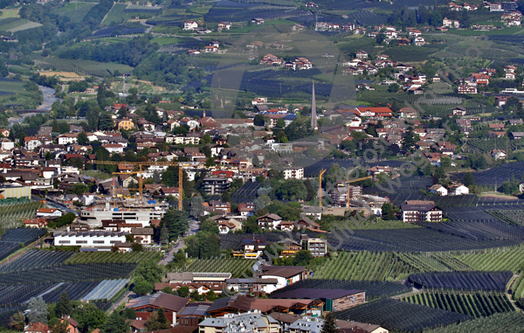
[158,220,199,266]
[40,196,79,215]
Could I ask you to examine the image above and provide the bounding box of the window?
[93,240,105,244]
[59,240,70,244]
[76,241,87,244]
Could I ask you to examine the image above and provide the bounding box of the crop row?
[425,311,524,333]
[1,228,46,244]
[42,281,101,303]
[0,202,44,224]
[488,210,524,226]
[181,258,254,278]
[419,219,524,241]
[334,298,470,333]
[407,271,512,291]
[0,263,136,285]
[0,283,56,306]
[0,250,74,273]
[456,244,524,272]
[402,291,514,318]
[82,279,129,301]
[65,250,160,265]
[313,252,418,281]
[277,279,410,300]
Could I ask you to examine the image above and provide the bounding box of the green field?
[0,202,44,229]
[65,250,160,264]
[33,56,134,77]
[456,245,524,272]
[424,312,524,333]
[151,37,179,46]
[0,18,41,32]
[180,258,255,278]
[403,291,514,318]
[54,3,96,21]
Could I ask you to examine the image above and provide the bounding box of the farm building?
[205,295,323,317]
[125,292,189,324]
[0,185,31,200]
[258,265,307,293]
[272,288,365,312]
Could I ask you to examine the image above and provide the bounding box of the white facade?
[57,135,78,145]
[283,168,304,180]
[183,21,198,30]
[37,208,63,218]
[260,273,302,294]
[54,231,127,248]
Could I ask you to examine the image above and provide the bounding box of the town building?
[401,200,443,223]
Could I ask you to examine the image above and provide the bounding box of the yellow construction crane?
[318,168,326,208]
[88,161,184,210]
[346,176,372,208]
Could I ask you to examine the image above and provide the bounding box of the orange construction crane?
[346,176,372,208]
[318,168,326,207]
[88,161,183,210]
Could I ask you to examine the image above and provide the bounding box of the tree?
[99,112,114,131]
[152,170,161,184]
[77,132,89,145]
[254,114,266,126]
[102,311,129,333]
[159,225,169,245]
[463,172,475,187]
[206,290,217,301]
[131,242,144,252]
[189,196,204,219]
[72,302,107,333]
[294,250,314,266]
[276,118,286,128]
[133,280,154,296]
[117,106,128,119]
[72,183,89,196]
[321,313,338,333]
[9,311,25,330]
[381,202,396,220]
[55,292,72,318]
[49,318,69,333]
[159,208,189,241]
[133,261,164,285]
[145,309,170,331]
[27,297,49,324]
[275,179,308,201]
[177,286,190,297]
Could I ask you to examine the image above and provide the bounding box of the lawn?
[33,56,134,77]
[0,9,19,18]
[151,36,179,46]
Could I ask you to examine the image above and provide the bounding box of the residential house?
[257,213,282,230]
[401,200,443,222]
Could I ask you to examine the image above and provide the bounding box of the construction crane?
[88,161,184,210]
[346,176,372,208]
[318,168,326,208]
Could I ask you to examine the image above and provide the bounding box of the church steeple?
[311,81,317,130]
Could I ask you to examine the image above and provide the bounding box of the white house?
[36,207,63,218]
[259,265,305,293]
[57,134,78,145]
[53,231,127,249]
[283,168,304,180]
[102,143,124,154]
[24,137,42,151]
[183,21,198,30]
[429,184,448,196]
[448,183,470,195]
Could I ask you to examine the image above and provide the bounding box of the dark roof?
[269,312,301,324]
[178,303,211,317]
[271,288,364,300]
[126,292,188,312]
[260,265,305,278]
[400,201,437,212]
